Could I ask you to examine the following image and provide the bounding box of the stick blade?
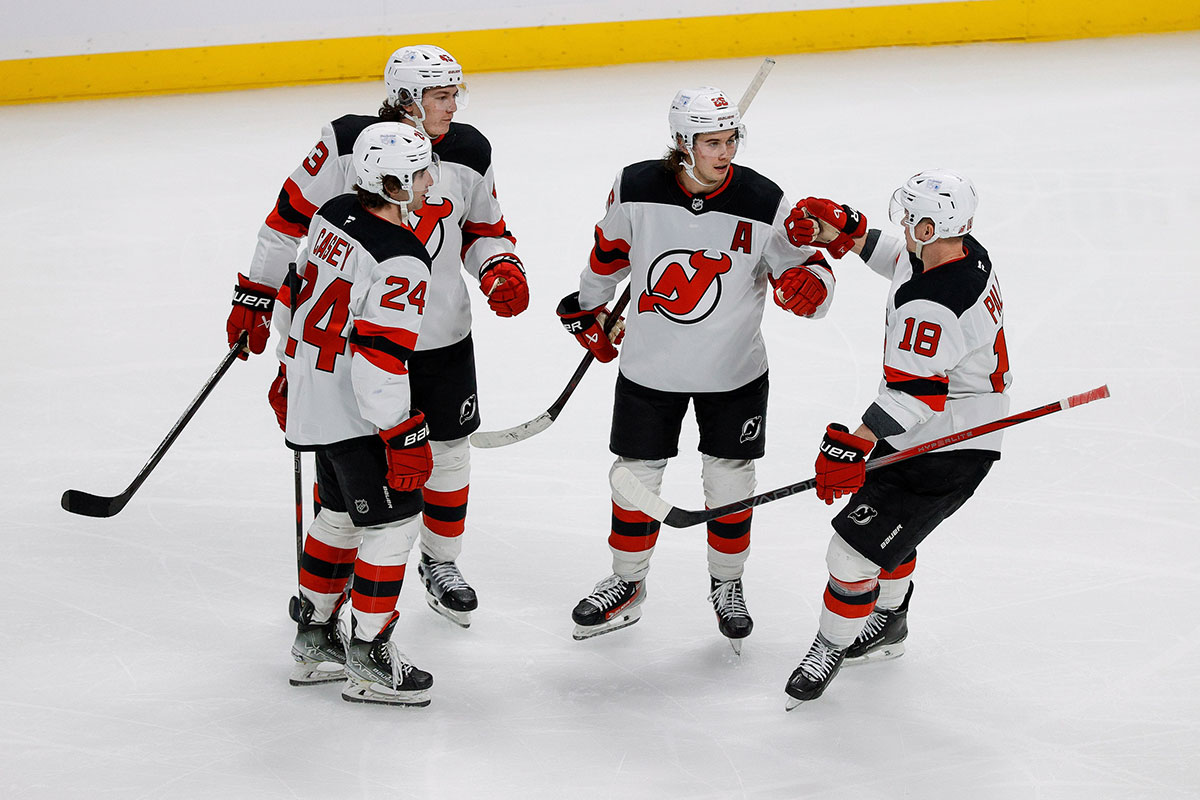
[610,467,674,523]
[469,413,554,449]
[61,489,128,518]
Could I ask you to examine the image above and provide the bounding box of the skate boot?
[341,617,433,707]
[571,574,645,640]
[418,553,478,628]
[785,633,847,710]
[845,582,913,665]
[288,595,346,686]
[709,577,754,655]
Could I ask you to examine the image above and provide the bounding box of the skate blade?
[785,695,805,712]
[425,594,472,628]
[727,637,744,656]
[341,679,431,707]
[289,660,347,686]
[572,607,642,641]
[845,642,905,666]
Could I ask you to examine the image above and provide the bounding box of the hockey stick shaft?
[546,286,631,421]
[61,332,250,518]
[737,57,776,111]
[286,263,304,577]
[469,286,630,448]
[611,385,1111,528]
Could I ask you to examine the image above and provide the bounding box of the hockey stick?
[61,332,250,518]
[611,385,1111,528]
[737,57,775,111]
[286,264,304,577]
[469,286,631,448]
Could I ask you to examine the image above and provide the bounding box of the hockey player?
[558,87,835,653]
[282,122,440,706]
[226,45,527,628]
[781,170,1010,708]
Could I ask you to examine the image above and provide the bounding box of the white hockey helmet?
[384,45,469,110]
[888,169,979,241]
[353,122,436,205]
[668,86,745,152]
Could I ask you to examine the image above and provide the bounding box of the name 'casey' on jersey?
[859,230,1012,455]
[580,161,835,393]
[253,115,516,350]
[280,194,434,448]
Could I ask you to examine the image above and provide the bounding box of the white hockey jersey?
[858,230,1011,456]
[281,194,433,448]
[579,161,835,393]
[251,116,516,350]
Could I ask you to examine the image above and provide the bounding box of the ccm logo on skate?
[820,443,862,461]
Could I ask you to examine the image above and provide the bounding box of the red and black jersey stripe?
[590,226,631,276]
[884,365,949,412]
[266,178,320,238]
[349,320,418,375]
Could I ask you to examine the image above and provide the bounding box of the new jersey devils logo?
[638,249,732,324]
[409,196,454,259]
[459,393,478,425]
[848,504,877,526]
[739,416,763,443]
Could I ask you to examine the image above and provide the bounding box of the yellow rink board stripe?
[3,0,1197,105]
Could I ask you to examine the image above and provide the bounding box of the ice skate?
[709,576,753,655]
[288,595,346,686]
[571,574,645,640]
[845,582,913,665]
[341,618,433,707]
[785,633,847,710]
[418,553,478,628]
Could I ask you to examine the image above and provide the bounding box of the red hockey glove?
[479,256,529,317]
[267,363,288,432]
[379,412,433,492]
[789,198,868,259]
[815,423,874,505]
[228,274,277,359]
[556,292,620,363]
[769,267,828,316]
[783,209,820,246]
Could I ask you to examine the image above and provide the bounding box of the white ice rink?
[4,31,1199,799]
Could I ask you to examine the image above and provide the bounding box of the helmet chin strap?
[680,147,720,190]
[905,219,936,261]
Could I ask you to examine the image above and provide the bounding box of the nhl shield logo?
[848,504,877,526]
[739,415,763,443]
[691,197,704,212]
[355,498,370,515]
[459,393,478,425]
